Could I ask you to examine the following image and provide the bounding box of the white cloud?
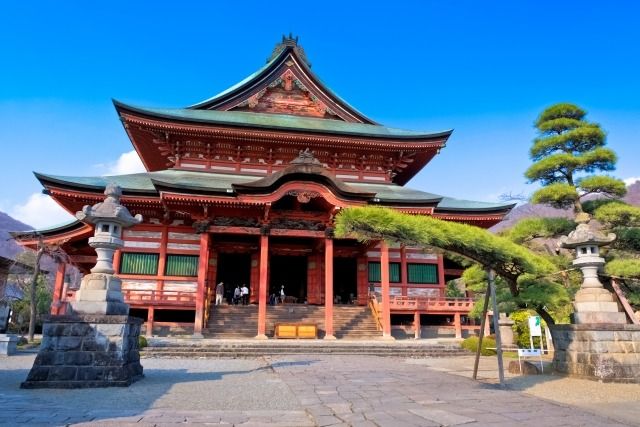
[624,177,640,186]
[101,150,146,176]
[9,193,75,229]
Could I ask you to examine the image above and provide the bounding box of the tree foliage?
[334,206,562,323]
[500,217,575,245]
[594,202,640,228]
[525,103,626,213]
[9,274,51,335]
[605,258,640,279]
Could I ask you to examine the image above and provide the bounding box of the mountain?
[624,180,640,205]
[492,180,640,232]
[0,211,33,259]
[0,211,59,285]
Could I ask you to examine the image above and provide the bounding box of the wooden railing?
[611,278,640,325]
[122,290,197,306]
[368,294,383,331]
[389,296,474,312]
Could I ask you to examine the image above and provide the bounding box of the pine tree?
[525,103,626,215]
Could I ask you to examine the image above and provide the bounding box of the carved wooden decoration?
[231,69,341,120]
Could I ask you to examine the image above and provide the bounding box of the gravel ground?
[414,355,640,426]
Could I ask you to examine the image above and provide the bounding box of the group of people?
[269,285,287,305]
[215,282,249,305]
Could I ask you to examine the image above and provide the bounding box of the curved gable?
[188,36,376,124]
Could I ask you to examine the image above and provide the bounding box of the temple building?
[13,36,513,339]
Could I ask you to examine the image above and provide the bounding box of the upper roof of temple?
[185,34,377,123]
[113,36,452,184]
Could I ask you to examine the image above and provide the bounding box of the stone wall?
[551,324,640,383]
[21,315,144,388]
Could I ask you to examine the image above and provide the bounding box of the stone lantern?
[559,221,625,324]
[71,184,142,315]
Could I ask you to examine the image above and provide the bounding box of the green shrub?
[510,310,545,348]
[460,336,496,356]
[138,335,148,349]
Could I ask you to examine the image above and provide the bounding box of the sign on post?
[528,315,545,354]
[528,316,542,336]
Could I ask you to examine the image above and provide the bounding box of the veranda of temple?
[13,36,513,339]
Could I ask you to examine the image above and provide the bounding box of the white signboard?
[528,316,542,337]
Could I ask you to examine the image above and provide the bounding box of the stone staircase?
[203,304,380,339]
[142,339,469,358]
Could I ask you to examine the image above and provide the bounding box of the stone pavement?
[0,353,635,426]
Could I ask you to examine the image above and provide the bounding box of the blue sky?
[1,1,638,228]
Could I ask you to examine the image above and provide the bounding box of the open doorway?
[334,258,357,304]
[270,255,307,303]
[216,253,251,303]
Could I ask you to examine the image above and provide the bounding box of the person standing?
[279,285,286,304]
[241,284,249,305]
[215,281,225,306]
[233,285,241,305]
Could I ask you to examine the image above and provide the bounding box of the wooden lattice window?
[368,262,401,283]
[120,252,159,275]
[165,255,199,277]
[407,263,438,284]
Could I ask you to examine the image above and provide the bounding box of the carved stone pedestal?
[572,288,627,324]
[71,273,129,316]
[551,324,640,383]
[21,315,144,388]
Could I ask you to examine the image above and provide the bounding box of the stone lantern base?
[70,273,130,316]
[21,315,144,389]
[572,288,627,324]
[551,324,640,383]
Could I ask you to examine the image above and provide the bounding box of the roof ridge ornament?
[290,148,323,166]
[268,33,311,68]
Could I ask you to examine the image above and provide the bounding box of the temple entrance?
[334,258,357,304]
[216,253,251,303]
[270,255,307,303]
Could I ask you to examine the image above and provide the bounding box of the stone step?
[205,304,380,339]
[142,344,468,356]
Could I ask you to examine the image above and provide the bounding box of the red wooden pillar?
[356,255,368,305]
[454,312,462,339]
[256,230,269,339]
[194,233,210,336]
[306,253,322,305]
[414,311,420,339]
[157,226,168,295]
[400,245,408,296]
[113,249,122,274]
[146,306,155,338]
[51,262,66,315]
[437,254,446,296]
[324,236,336,339]
[249,252,259,304]
[380,240,393,339]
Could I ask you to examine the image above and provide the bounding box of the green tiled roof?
[187,55,278,109]
[115,102,452,140]
[435,197,515,212]
[347,182,441,204]
[10,218,84,239]
[186,43,377,124]
[36,169,513,212]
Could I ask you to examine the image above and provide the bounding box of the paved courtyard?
[1,353,638,426]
